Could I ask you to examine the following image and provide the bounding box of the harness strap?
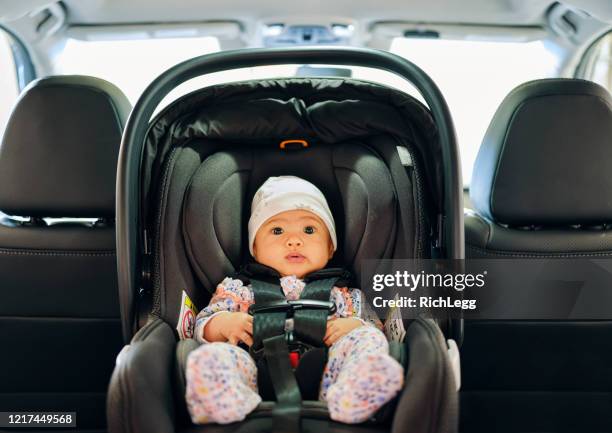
[250,274,339,431]
[252,279,286,349]
[263,334,302,432]
[293,277,338,346]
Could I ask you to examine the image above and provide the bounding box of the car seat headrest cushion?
[0,75,131,218]
[182,142,397,288]
[470,79,612,226]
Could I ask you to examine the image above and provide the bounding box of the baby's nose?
[286,236,303,248]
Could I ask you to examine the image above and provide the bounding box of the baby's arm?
[193,277,254,344]
[203,311,253,346]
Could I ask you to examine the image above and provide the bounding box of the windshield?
[53,35,560,185]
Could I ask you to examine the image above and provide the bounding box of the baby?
[186,176,404,425]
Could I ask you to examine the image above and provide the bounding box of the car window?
[390,37,559,185]
[0,29,19,133]
[52,33,560,185]
[54,36,222,104]
[52,34,424,118]
[577,31,612,90]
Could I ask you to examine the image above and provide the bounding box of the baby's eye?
[272,227,284,235]
[303,226,316,234]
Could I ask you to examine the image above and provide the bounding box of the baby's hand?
[323,317,364,346]
[204,312,253,346]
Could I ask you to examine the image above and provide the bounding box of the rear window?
[53,33,560,186]
[577,31,612,91]
[390,37,559,185]
[54,36,221,103]
[0,30,19,133]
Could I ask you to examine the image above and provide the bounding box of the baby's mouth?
[285,252,306,263]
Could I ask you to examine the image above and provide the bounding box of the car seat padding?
[0,76,130,218]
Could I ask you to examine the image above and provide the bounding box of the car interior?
[2,1,612,433]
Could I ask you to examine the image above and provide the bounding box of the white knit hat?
[248,176,337,256]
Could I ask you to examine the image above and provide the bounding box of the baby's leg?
[320,326,404,424]
[186,342,261,424]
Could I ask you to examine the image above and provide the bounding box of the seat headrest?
[181,141,399,288]
[470,79,612,226]
[0,75,131,218]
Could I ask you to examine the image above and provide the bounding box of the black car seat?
[463,78,612,433]
[108,48,462,433]
[0,76,131,431]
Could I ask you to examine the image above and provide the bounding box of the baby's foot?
[186,343,261,424]
[326,353,404,424]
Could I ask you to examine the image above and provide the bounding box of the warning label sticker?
[177,290,198,340]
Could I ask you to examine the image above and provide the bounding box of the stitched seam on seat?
[156,147,181,319]
[467,244,612,258]
[384,135,423,258]
[408,140,426,257]
[0,249,115,256]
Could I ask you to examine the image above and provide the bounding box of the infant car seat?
[107,47,463,433]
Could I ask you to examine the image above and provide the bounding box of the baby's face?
[253,209,334,279]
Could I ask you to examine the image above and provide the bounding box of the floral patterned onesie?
[185,275,404,425]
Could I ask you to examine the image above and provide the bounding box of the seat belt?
[293,278,336,347]
[250,275,339,432]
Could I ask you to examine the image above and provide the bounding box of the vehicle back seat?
[462,78,612,433]
[0,76,131,432]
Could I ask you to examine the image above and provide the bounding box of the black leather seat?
[462,78,612,433]
[0,76,131,432]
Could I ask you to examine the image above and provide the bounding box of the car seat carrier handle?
[116,47,464,343]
